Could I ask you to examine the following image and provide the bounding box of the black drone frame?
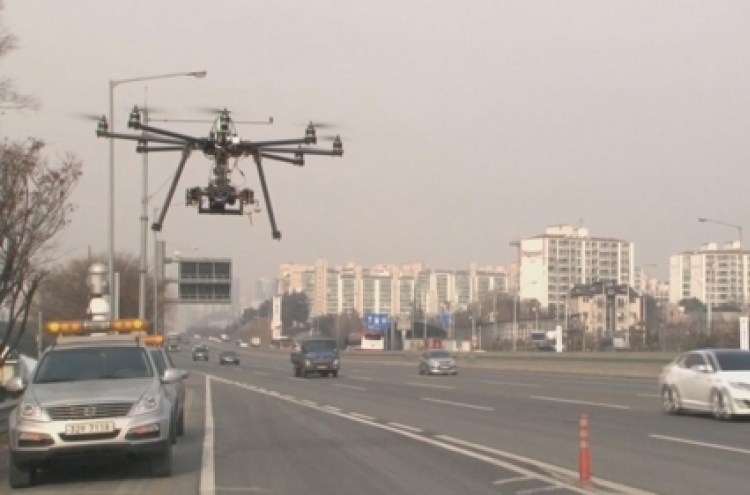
[95,106,343,240]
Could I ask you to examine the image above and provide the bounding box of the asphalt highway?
[2,343,750,494]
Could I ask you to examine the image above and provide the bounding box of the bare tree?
[36,251,169,324]
[0,1,39,111]
[0,139,82,364]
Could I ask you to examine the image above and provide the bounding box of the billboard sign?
[366,313,391,333]
[177,258,232,304]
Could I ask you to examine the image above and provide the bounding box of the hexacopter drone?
[95,107,343,240]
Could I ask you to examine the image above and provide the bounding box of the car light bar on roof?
[140,335,164,347]
[45,319,150,335]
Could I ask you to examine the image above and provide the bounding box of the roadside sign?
[366,313,391,333]
[740,317,749,351]
[555,325,563,353]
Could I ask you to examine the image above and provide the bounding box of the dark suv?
[192,345,209,362]
[291,337,340,378]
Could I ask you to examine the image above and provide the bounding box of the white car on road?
[660,348,750,420]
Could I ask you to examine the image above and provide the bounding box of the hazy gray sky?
[4,0,750,283]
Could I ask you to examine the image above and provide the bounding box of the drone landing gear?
[152,146,192,232]
[253,153,281,240]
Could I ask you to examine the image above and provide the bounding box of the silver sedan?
[418,350,458,376]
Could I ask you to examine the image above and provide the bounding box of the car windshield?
[221,352,237,357]
[149,350,167,375]
[429,351,451,359]
[715,352,750,371]
[304,340,337,352]
[34,347,153,383]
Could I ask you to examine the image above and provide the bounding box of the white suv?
[659,348,750,420]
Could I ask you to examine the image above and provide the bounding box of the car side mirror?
[180,370,189,380]
[5,376,26,393]
[161,369,183,384]
[691,364,712,373]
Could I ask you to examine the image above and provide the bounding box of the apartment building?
[278,260,510,317]
[517,225,635,312]
[668,241,749,305]
[634,267,669,304]
[568,280,642,335]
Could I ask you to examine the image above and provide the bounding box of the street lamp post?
[698,217,745,306]
[107,70,206,319]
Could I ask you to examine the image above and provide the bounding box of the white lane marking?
[199,375,215,495]
[349,412,375,421]
[649,434,750,455]
[348,376,374,381]
[483,380,542,388]
[333,384,366,391]
[206,374,631,495]
[493,475,530,485]
[421,397,494,411]
[517,486,565,495]
[387,422,423,433]
[300,399,317,406]
[322,405,341,412]
[637,393,661,398]
[437,435,653,494]
[406,381,455,390]
[528,396,631,410]
[254,371,269,376]
[215,487,273,493]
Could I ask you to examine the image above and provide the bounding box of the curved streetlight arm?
[698,217,743,248]
[111,71,206,88]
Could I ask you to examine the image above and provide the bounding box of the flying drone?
[95,107,343,240]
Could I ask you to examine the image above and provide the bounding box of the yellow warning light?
[45,321,83,335]
[44,318,150,335]
[140,335,164,347]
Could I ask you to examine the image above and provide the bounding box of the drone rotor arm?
[244,138,312,149]
[259,152,304,166]
[137,145,189,153]
[134,123,207,146]
[258,147,342,157]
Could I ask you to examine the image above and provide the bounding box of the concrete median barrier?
[338,351,675,379]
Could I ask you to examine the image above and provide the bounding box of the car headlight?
[305,359,312,367]
[333,359,339,366]
[19,399,49,423]
[132,393,161,416]
[729,382,750,391]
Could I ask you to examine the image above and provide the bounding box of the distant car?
[418,350,457,376]
[660,348,750,420]
[251,337,261,347]
[192,345,209,362]
[236,340,248,348]
[219,351,240,365]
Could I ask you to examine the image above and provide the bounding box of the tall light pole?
[698,217,743,249]
[108,70,206,319]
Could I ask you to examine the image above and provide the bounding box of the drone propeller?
[70,112,103,122]
[299,120,342,130]
[192,105,232,116]
[319,134,349,142]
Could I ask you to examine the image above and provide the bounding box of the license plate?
[65,422,115,435]
[317,365,328,369]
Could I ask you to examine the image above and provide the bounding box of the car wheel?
[332,370,338,378]
[150,446,173,478]
[8,456,35,489]
[294,367,301,378]
[177,409,185,437]
[662,385,681,414]
[711,389,733,420]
